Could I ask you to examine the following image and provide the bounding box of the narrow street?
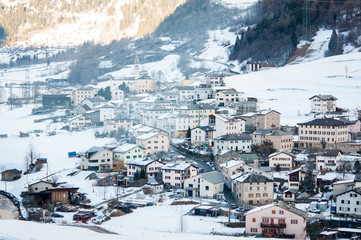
[170,145,213,172]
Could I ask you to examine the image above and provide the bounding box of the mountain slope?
[0,0,186,47]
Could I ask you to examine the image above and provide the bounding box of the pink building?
[245,201,307,239]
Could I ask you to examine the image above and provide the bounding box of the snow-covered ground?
[226,51,361,126]
[0,218,268,240]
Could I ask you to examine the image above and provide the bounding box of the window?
[291,219,298,224]
[250,228,258,233]
[279,210,284,215]
[272,210,276,214]
[252,218,256,222]
[249,194,253,198]
[205,186,209,191]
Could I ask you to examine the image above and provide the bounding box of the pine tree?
[98,88,105,98]
[186,127,191,138]
[354,160,361,173]
[327,29,343,56]
[104,86,112,101]
[303,164,315,193]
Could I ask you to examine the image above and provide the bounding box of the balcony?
[261,223,286,228]
[325,162,336,166]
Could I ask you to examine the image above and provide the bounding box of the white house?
[190,126,215,145]
[172,86,195,101]
[245,201,307,239]
[81,146,114,171]
[288,166,306,190]
[315,149,342,171]
[103,115,133,134]
[156,112,193,138]
[215,90,241,106]
[141,106,172,127]
[81,96,107,110]
[184,171,224,198]
[232,173,274,206]
[94,104,116,122]
[268,151,295,170]
[161,162,198,188]
[335,189,361,217]
[309,94,337,113]
[200,114,245,138]
[136,132,170,155]
[127,158,164,179]
[194,87,214,101]
[220,160,273,188]
[214,133,252,154]
[68,115,92,131]
[28,180,54,193]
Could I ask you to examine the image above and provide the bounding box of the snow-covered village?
[0,0,361,240]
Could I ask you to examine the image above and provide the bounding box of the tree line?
[230,0,361,66]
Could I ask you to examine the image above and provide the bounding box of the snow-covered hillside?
[226,51,361,126]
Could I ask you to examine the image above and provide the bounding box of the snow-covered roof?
[161,162,194,171]
[234,173,272,183]
[136,132,161,140]
[268,150,295,158]
[220,160,243,169]
[113,143,139,153]
[127,158,158,167]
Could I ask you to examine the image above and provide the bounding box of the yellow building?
[135,78,157,93]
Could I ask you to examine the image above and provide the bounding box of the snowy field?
[0,218,270,240]
[226,51,361,126]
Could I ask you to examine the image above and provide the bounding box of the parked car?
[308,208,321,213]
[51,213,64,218]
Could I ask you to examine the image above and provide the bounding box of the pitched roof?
[113,144,139,153]
[161,162,196,171]
[193,126,215,132]
[268,150,296,158]
[245,201,307,219]
[316,149,342,157]
[309,94,338,101]
[86,146,106,154]
[215,133,252,141]
[257,109,280,115]
[136,132,163,140]
[335,188,361,197]
[220,160,243,169]
[127,158,161,167]
[298,118,349,126]
[240,153,259,160]
[235,173,273,183]
[200,171,224,184]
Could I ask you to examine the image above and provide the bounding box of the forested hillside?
[230,0,361,65]
[0,0,186,46]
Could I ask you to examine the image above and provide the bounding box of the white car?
[308,208,321,213]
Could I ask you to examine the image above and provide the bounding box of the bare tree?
[24,143,40,173]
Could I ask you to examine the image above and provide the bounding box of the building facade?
[245,201,307,239]
[298,118,349,149]
[136,132,169,155]
[309,94,337,113]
